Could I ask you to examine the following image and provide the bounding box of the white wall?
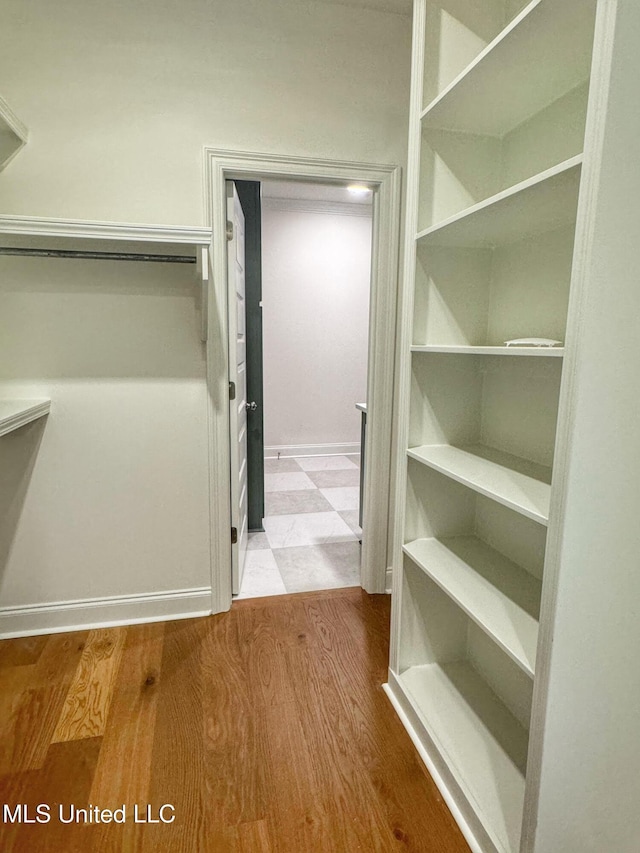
[0,0,411,224]
[262,201,372,453]
[0,0,410,631]
[0,257,210,619]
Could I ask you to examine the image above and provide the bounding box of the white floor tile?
[263,511,357,549]
[264,471,316,492]
[273,541,361,593]
[236,549,287,599]
[320,486,361,511]
[295,455,358,472]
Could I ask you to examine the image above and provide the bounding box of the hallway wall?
[262,200,371,455]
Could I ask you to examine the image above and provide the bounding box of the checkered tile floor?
[236,454,362,599]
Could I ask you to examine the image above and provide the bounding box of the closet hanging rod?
[0,246,196,263]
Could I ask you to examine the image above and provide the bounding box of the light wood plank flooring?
[0,588,470,852]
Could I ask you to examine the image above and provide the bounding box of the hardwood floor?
[0,588,470,852]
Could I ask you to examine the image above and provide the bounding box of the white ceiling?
[261,180,374,206]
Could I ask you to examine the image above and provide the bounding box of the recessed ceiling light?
[347,185,371,197]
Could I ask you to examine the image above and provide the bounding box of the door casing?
[204,148,402,612]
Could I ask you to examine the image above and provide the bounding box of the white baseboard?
[385,566,393,595]
[0,586,212,639]
[383,673,485,853]
[265,442,360,459]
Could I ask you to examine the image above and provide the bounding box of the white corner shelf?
[421,0,595,137]
[404,537,541,677]
[390,661,527,853]
[416,156,582,248]
[410,345,564,358]
[0,399,51,437]
[0,215,211,259]
[0,95,28,172]
[407,444,551,525]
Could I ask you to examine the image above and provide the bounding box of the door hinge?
[229,381,236,400]
[226,220,234,241]
[231,526,238,544]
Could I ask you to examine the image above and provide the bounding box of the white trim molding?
[0,214,211,255]
[264,442,360,459]
[0,399,51,437]
[203,148,402,611]
[0,587,212,639]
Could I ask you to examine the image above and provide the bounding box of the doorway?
[236,178,373,598]
[205,149,401,613]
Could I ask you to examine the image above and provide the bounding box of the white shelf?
[421,0,595,137]
[397,661,527,853]
[404,537,540,677]
[0,399,51,437]
[407,444,551,525]
[0,215,211,259]
[411,345,564,358]
[416,156,582,248]
[0,95,28,171]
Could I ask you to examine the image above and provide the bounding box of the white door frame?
[204,148,401,613]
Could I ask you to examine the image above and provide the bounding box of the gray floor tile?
[296,455,358,471]
[265,489,334,516]
[273,541,362,593]
[247,531,270,550]
[264,457,302,473]
[338,510,362,537]
[307,468,361,488]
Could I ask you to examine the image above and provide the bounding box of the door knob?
[245,401,258,411]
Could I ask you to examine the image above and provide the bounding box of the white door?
[227,182,248,594]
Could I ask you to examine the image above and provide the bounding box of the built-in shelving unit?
[386,1,600,851]
[407,445,551,525]
[0,95,28,171]
[403,537,540,676]
[0,399,50,437]
[420,0,594,136]
[391,658,528,853]
[411,346,564,357]
[416,156,582,248]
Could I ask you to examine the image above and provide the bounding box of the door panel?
[234,181,265,532]
[227,182,248,594]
